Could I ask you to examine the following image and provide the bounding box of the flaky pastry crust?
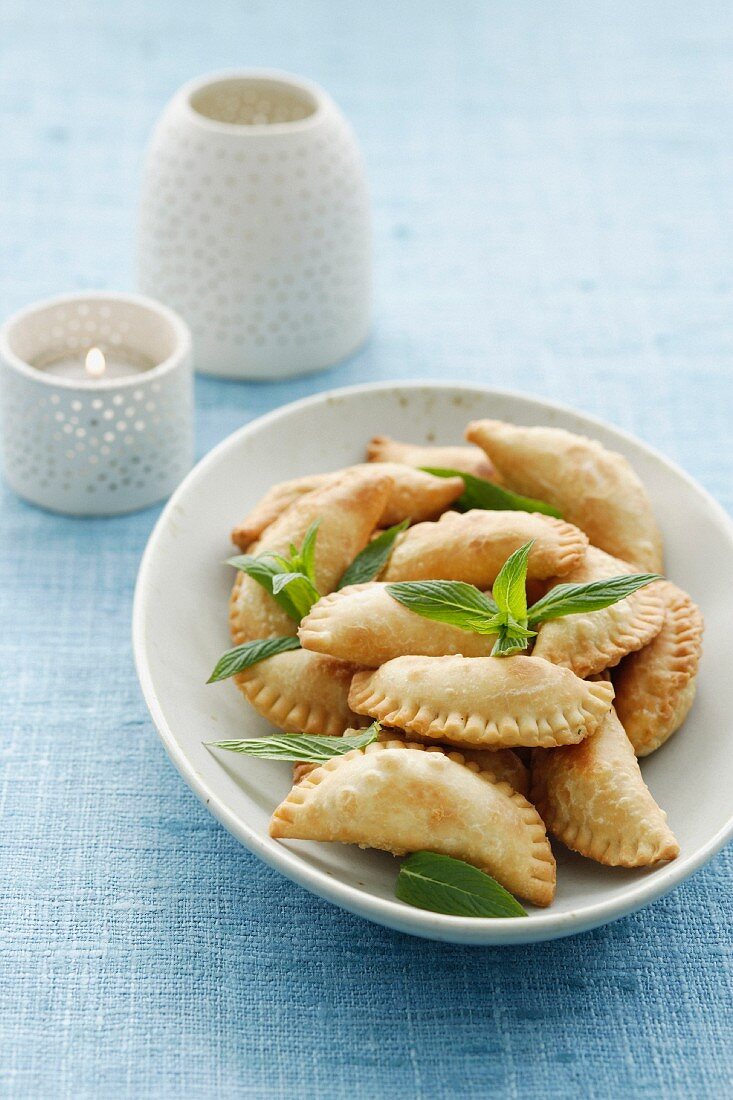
[366,435,498,481]
[466,419,664,572]
[272,740,556,906]
[381,509,588,585]
[229,466,393,644]
[229,467,392,734]
[532,547,665,677]
[231,464,463,549]
[348,654,614,748]
[531,707,679,866]
[613,580,703,756]
[299,582,496,665]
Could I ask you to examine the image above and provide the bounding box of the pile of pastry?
[224,420,703,909]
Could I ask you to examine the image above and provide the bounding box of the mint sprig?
[270,571,321,620]
[396,851,527,918]
[386,541,660,657]
[206,722,381,762]
[207,634,301,683]
[228,520,321,622]
[387,541,537,656]
[337,519,409,589]
[421,467,561,519]
[492,538,532,623]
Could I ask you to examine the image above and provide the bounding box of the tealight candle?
[35,345,156,381]
[0,292,193,515]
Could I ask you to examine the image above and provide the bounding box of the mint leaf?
[492,539,534,621]
[227,554,304,621]
[421,467,561,519]
[207,635,301,683]
[227,522,322,623]
[270,571,320,619]
[396,851,527,918]
[491,629,531,657]
[528,573,661,624]
[386,581,500,633]
[337,519,409,589]
[206,722,381,762]
[292,520,320,586]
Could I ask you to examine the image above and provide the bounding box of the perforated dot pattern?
[0,296,194,516]
[137,76,371,379]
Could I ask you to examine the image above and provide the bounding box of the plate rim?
[133,379,733,944]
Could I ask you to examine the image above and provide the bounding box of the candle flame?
[85,347,106,379]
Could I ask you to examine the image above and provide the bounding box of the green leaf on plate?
[207,634,301,683]
[395,851,527,918]
[490,627,532,658]
[227,553,303,622]
[386,580,500,633]
[270,571,321,619]
[491,539,534,622]
[290,520,320,587]
[421,467,561,518]
[206,722,382,762]
[227,520,322,623]
[528,573,662,625]
[337,519,409,589]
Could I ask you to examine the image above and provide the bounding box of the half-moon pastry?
[531,546,665,678]
[531,707,680,866]
[381,509,588,585]
[613,580,703,756]
[348,654,615,748]
[229,466,394,643]
[231,474,330,550]
[366,435,497,480]
[229,468,393,735]
[466,419,664,572]
[272,740,556,906]
[299,582,496,665]
[231,464,463,549]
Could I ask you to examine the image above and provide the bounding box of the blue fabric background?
[1,2,732,1096]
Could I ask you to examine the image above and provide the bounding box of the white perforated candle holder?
[0,292,193,515]
[137,70,371,380]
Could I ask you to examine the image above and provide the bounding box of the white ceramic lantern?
[137,70,371,380]
[0,292,193,515]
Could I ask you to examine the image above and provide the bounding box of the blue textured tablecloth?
[2,2,732,1096]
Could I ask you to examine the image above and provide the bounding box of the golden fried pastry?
[449,746,530,796]
[466,419,664,572]
[299,582,496,665]
[231,464,464,549]
[229,466,394,643]
[613,580,703,756]
[235,648,363,736]
[532,546,665,678]
[229,468,393,735]
[272,740,556,906]
[366,435,497,480]
[349,654,614,748]
[232,474,330,549]
[531,707,680,866]
[381,509,588,585]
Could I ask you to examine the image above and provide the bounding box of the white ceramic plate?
[133,382,733,945]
